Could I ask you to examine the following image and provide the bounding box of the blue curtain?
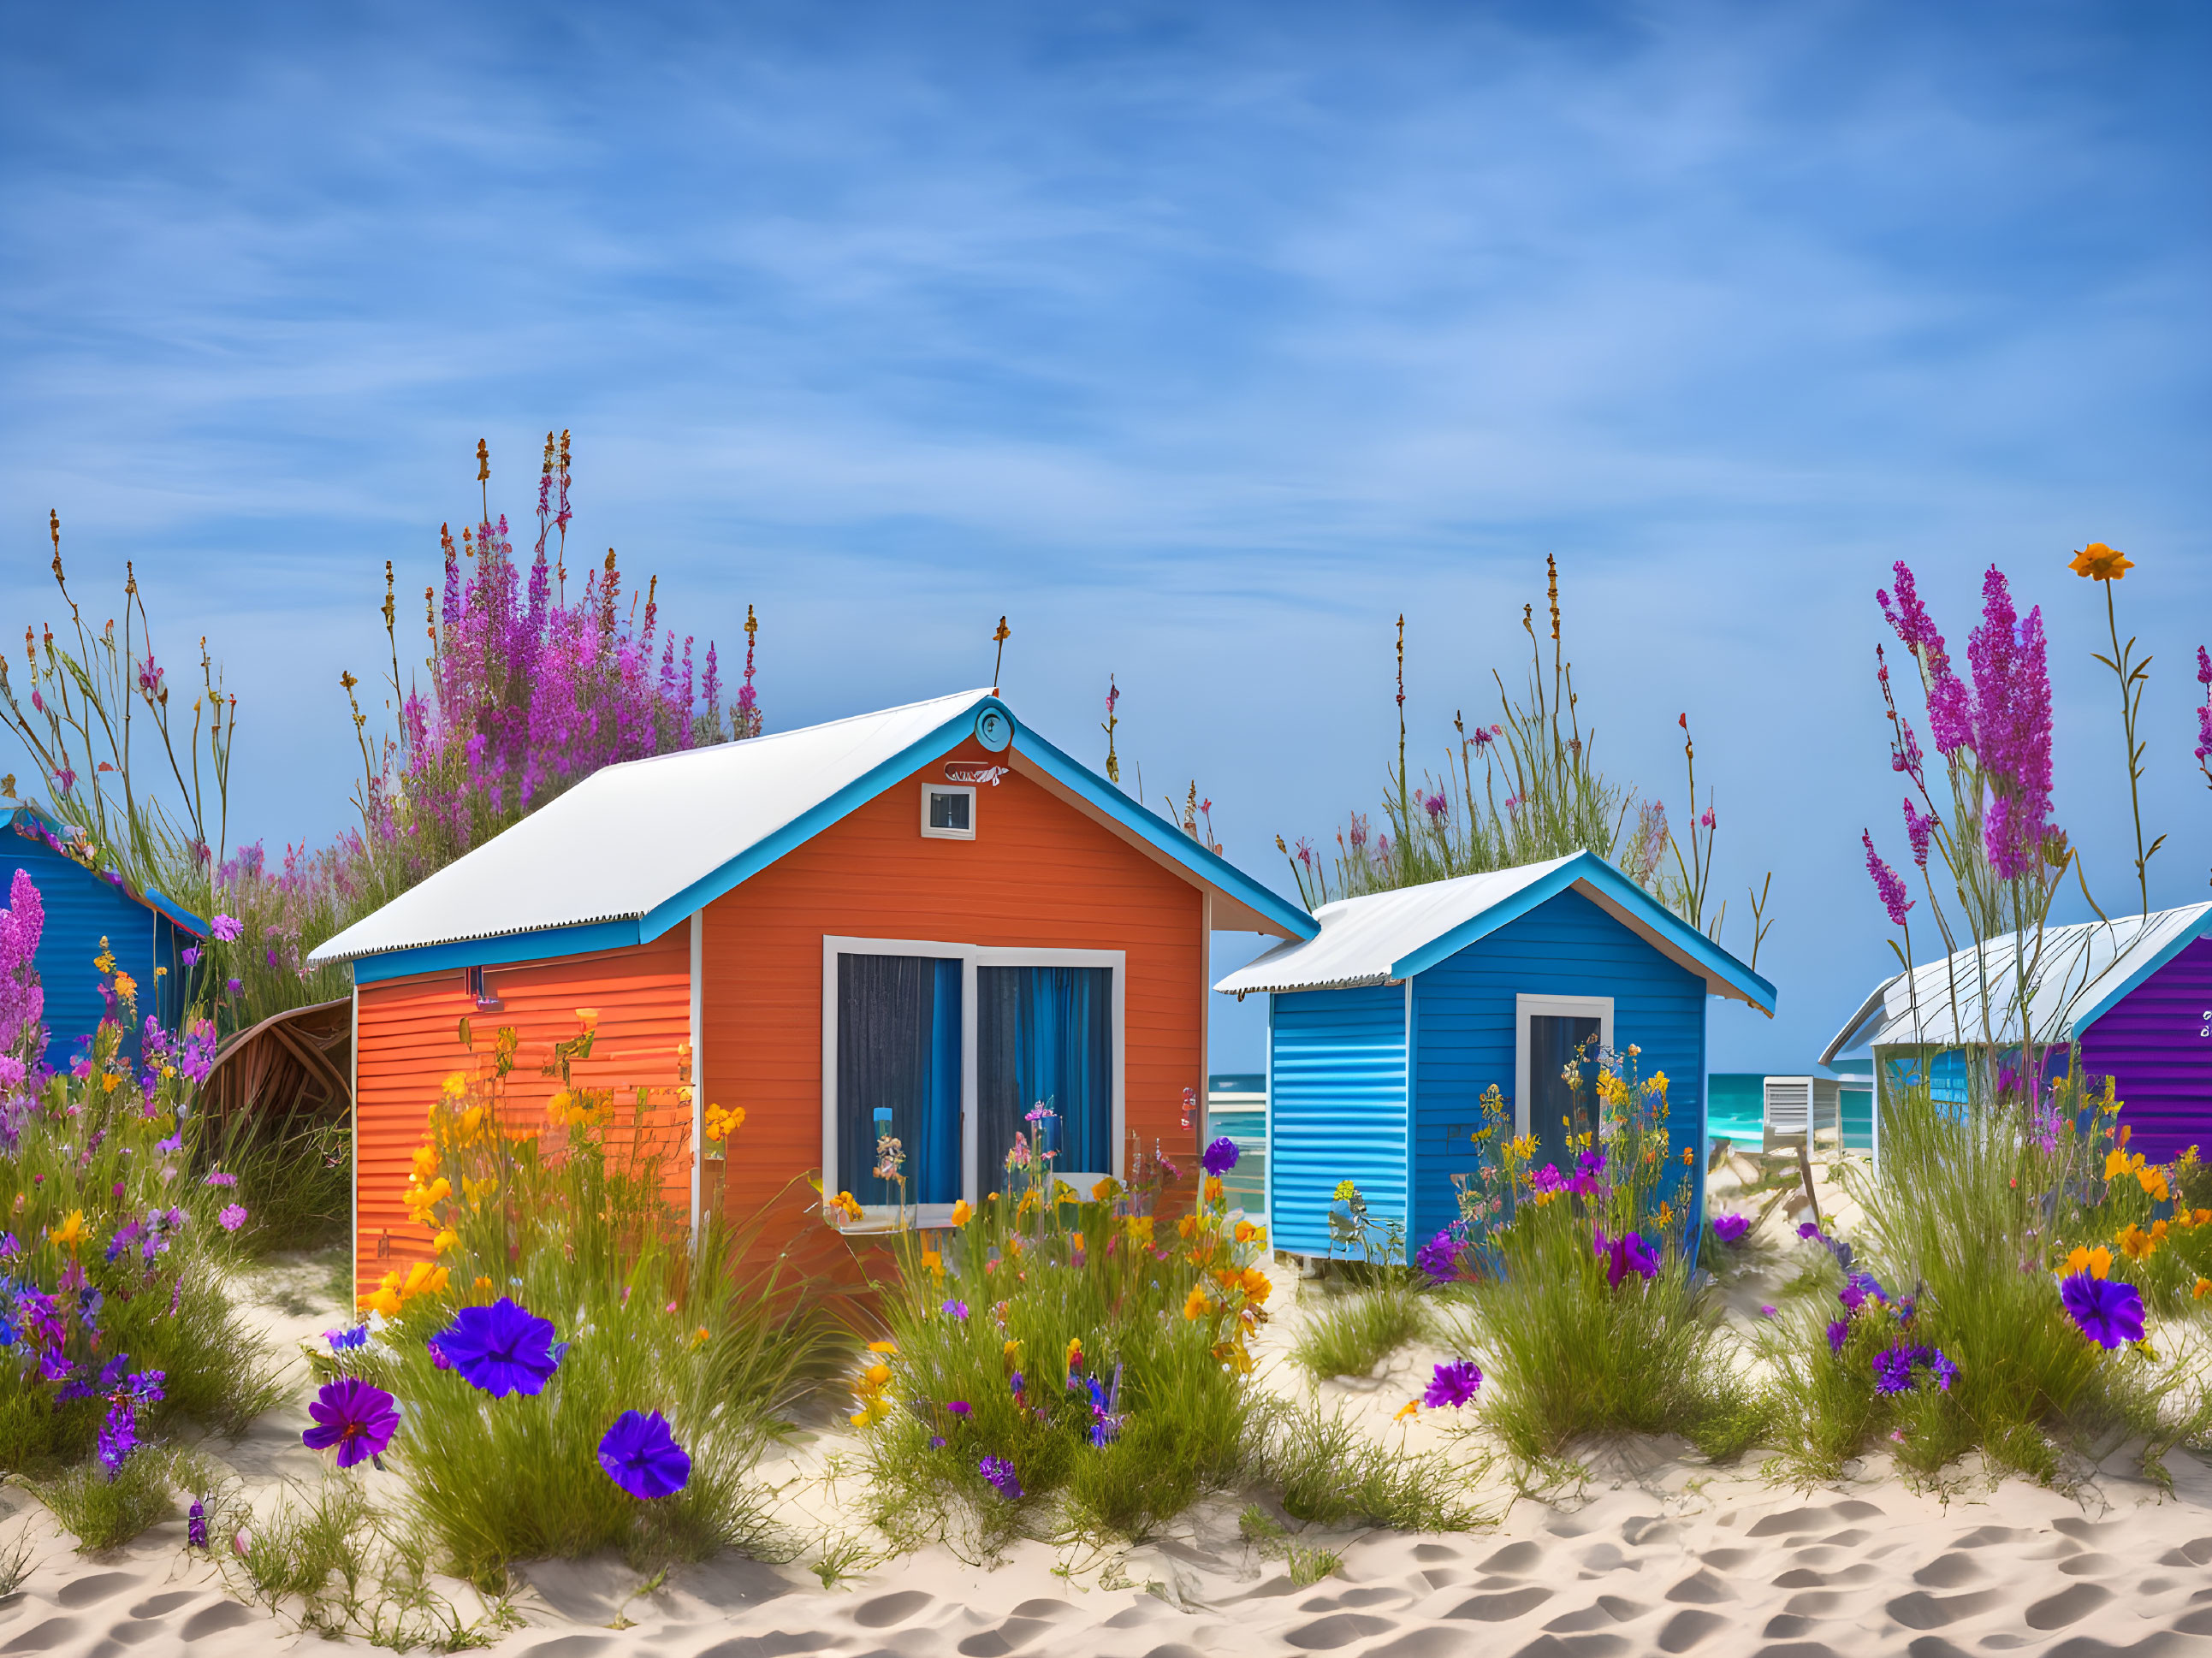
[977,965,1112,1187]
[836,954,961,1205]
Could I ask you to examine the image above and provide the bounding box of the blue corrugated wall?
[1266,983,1408,1256]
[1408,887,1709,1249]
[3,833,191,1070]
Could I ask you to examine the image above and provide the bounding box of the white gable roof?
[1820,902,2212,1062]
[309,689,993,966]
[1211,850,1775,1010]
[1215,856,1581,995]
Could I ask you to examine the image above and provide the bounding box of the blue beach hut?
[1212,850,1776,1258]
[3,805,205,1067]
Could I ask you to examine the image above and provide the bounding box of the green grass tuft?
[1288,1286,1428,1381]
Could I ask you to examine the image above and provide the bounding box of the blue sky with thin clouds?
[3,3,2207,1074]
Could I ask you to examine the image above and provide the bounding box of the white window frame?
[919,783,977,840]
[1514,994,1614,1140]
[821,936,1125,1230]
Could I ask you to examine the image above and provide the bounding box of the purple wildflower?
[940,1299,970,1320]
[96,1399,138,1475]
[1967,568,2054,879]
[1422,1359,1482,1409]
[303,1377,399,1468]
[1414,1229,1460,1284]
[1595,1230,1661,1288]
[1872,1344,1955,1395]
[181,946,200,968]
[187,1500,208,1549]
[1826,1319,1849,1354]
[978,1454,1023,1501]
[434,1298,564,1397]
[1201,1137,1239,1177]
[1863,832,1913,927]
[2060,1273,2144,1351]
[204,1169,237,1187]
[209,915,242,943]
[1711,1214,1748,1246]
[217,1205,247,1232]
[1902,798,1936,870]
[597,1409,691,1500]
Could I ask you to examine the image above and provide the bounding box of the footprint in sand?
[1479,1541,1548,1576]
[2024,1581,2114,1630]
[1885,1588,2007,1629]
[1445,1586,1552,1622]
[853,1590,935,1628]
[1655,1608,1727,1653]
[54,1572,136,1609]
[1281,1610,1397,1649]
[1663,1570,1732,1605]
[1912,1553,1987,1588]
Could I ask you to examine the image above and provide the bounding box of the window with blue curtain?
[977,965,1112,1186]
[836,953,962,1206]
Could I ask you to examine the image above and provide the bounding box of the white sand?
[6,1181,2210,1658]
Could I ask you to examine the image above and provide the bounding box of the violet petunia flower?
[1711,1214,1749,1246]
[434,1297,564,1397]
[1826,1319,1849,1354]
[302,1377,399,1468]
[1422,1359,1482,1410]
[1595,1230,1660,1288]
[597,1409,691,1500]
[1201,1137,1239,1177]
[2061,1273,2144,1351]
[1413,1229,1459,1284]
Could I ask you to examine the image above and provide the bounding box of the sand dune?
[6,1223,2212,1656]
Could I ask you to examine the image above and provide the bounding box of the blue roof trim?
[5,804,210,934]
[633,700,999,942]
[1386,850,1776,1010]
[1008,725,1319,941]
[2070,909,2212,1036]
[353,918,645,984]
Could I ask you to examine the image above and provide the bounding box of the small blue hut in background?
[4,805,205,1066]
[1213,850,1776,1258]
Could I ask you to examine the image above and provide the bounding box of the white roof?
[1215,856,1583,995]
[1820,902,2212,1061]
[308,689,993,966]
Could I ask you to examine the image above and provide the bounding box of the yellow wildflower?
[2065,1245,2113,1280]
[1092,1176,1122,1203]
[2068,542,2133,581]
[546,1091,573,1124]
[410,1143,440,1184]
[1240,1266,1272,1305]
[404,1177,452,1225]
[1234,1220,1263,1246]
[1183,1286,1213,1321]
[442,1072,468,1097]
[863,1362,892,1389]
[951,1199,974,1227]
[867,1340,898,1354]
[473,1276,494,1296]
[2194,1278,2211,1302]
[1394,1399,1421,1422]
[1068,1231,1086,1257]
[704,1103,746,1144]
[1003,1338,1023,1365]
[432,1229,460,1256]
[94,941,116,974]
[460,1105,484,1136]
[113,972,136,1004]
[1204,1175,1225,1205]
[2137,1164,2171,1203]
[49,1210,85,1249]
[826,1191,865,1224]
[462,1175,498,1207]
[922,1248,944,1281]
[1126,1216,1154,1246]
[1065,1336,1083,1371]
[1658,1201,1673,1226]
[691,1326,711,1348]
[1332,1179,1361,1201]
[2117,1223,2158,1263]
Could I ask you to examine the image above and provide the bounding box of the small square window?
[921,784,976,839]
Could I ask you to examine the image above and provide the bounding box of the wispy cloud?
[1,1,2206,1069]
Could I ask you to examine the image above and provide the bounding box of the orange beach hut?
[307,689,1315,1299]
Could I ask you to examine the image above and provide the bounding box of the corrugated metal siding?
[353,934,691,1302]
[1266,984,1408,1256]
[3,835,186,1070]
[1409,888,1708,1247]
[700,740,1205,1219]
[2079,937,2212,1166]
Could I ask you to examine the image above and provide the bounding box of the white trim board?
[820,934,1127,1226]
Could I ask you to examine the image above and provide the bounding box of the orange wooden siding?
[701,739,1206,1214]
[353,934,691,1302]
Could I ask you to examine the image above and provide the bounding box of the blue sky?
[3,2,2207,1074]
